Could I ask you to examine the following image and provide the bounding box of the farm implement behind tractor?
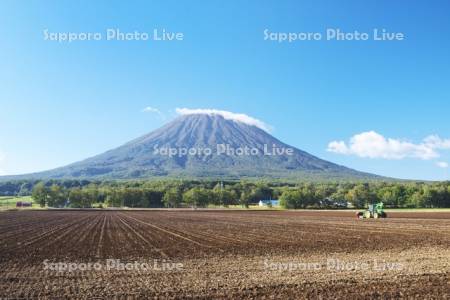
[357,202,387,219]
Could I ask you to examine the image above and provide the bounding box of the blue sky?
[0,0,449,180]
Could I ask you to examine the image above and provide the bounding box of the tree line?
[23,180,450,209]
[29,181,272,208]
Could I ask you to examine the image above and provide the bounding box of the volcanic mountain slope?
[4,113,381,180]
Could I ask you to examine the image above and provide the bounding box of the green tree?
[142,189,164,207]
[279,190,301,209]
[346,184,374,208]
[421,186,435,208]
[48,184,67,207]
[18,182,32,196]
[221,189,236,207]
[253,184,273,201]
[183,187,210,208]
[31,182,49,207]
[84,184,100,205]
[212,184,236,207]
[122,188,143,208]
[300,185,317,208]
[239,190,252,208]
[163,188,182,208]
[105,189,123,207]
[68,188,83,208]
[409,191,425,208]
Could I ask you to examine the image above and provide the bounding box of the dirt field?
[0,210,449,299]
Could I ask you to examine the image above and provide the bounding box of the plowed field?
[0,210,449,299]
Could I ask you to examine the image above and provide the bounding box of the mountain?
[2,113,381,181]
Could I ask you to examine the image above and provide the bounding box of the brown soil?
[0,210,449,299]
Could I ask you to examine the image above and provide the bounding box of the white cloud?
[327,141,349,154]
[327,131,450,160]
[175,108,272,132]
[142,106,165,119]
[436,161,449,169]
[424,135,450,149]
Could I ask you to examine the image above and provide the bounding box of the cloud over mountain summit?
[175,108,272,132]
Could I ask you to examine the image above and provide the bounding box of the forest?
[1,179,449,209]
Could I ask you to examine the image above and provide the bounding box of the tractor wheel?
[373,212,379,219]
[380,212,387,218]
[356,212,364,219]
[363,211,371,219]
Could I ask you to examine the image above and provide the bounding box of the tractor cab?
[357,202,387,219]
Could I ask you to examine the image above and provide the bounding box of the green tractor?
[357,202,387,219]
